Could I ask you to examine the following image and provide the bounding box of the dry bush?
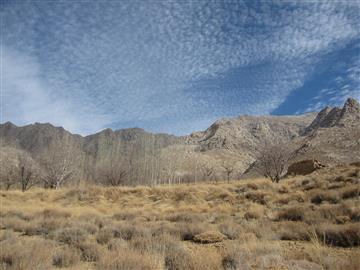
[112,211,137,221]
[218,222,242,240]
[275,207,305,221]
[276,221,311,241]
[178,223,208,241]
[0,238,56,270]
[96,227,116,244]
[53,227,88,246]
[107,238,128,251]
[243,211,260,220]
[310,190,339,204]
[164,242,195,270]
[76,241,102,262]
[113,223,152,241]
[166,212,205,223]
[41,208,71,219]
[316,224,360,247]
[0,216,28,232]
[341,186,360,199]
[52,247,81,268]
[96,248,160,270]
[244,191,268,205]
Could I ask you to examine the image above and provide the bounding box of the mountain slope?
[1,98,359,184]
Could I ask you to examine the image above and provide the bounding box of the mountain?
[1,98,359,185]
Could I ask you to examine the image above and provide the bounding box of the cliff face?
[1,98,359,183]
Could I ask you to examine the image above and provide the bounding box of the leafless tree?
[98,163,128,186]
[255,141,294,183]
[0,165,16,190]
[200,162,215,181]
[221,161,235,183]
[18,155,39,192]
[40,145,76,189]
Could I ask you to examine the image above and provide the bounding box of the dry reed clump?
[0,238,56,270]
[53,226,88,246]
[96,226,117,244]
[52,246,81,268]
[310,190,340,204]
[316,223,360,247]
[244,191,268,205]
[218,222,242,240]
[107,238,128,251]
[96,248,160,270]
[341,186,360,199]
[275,207,305,222]
[164,242,194,270]
[40,208,71,219]
[76,241,103,262]
[276,221,311,241]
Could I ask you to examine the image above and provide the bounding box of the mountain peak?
[305,97,359,134]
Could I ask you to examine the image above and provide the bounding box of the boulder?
[287,159,325,176]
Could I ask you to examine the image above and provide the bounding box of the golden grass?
[0,164,359,269]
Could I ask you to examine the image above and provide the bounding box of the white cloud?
[1,46,110,134]
[1,1,359,134]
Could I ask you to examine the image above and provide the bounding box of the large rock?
[287,159,325,176]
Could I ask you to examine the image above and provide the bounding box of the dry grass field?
[0,164,359,270]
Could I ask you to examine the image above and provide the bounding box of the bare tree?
[221,161,235,183]
[0,165,16,190]
[98,163,128,186]
[200,162,215,181]
[40,144,76,189]
[18,155,39,192]
[255,141,293,183]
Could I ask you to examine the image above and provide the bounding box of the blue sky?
[1,0,359,135]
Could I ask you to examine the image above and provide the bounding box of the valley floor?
[0,164,359,270]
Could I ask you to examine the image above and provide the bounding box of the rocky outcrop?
[286,159,326,176]
[305,98,360,134]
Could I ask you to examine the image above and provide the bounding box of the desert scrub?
[52,247,81,268]
[96,248,160,270]
[275,207,305,221]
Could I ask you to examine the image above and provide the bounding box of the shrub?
[245,191,268,205]
[96,227,115,244]
[164,242,194,270]
[107,238,128,251]
[244,211,260,220]
[0,238,56,270]
[96,249,159,270]
[275,207,304,221]
[178,223,205,241]
[54,227,88,245]
[41,208,71,219]
[341,186,360,199]
[310,191,339,204]
[317,224,360,247]
[52,247,81,268]
[77,242,102,262]
[218,222,242,240]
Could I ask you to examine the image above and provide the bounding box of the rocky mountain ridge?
[1,98,359,184]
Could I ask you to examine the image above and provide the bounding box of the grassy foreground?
[0,164,359,270]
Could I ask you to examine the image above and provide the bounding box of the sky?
[1,0,359,135]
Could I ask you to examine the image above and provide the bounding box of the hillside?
[0,164,359,269]
[0,98,359,186]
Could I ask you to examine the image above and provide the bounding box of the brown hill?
[0,98,359,185]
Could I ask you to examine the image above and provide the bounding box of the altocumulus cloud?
[1,0,359,135]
